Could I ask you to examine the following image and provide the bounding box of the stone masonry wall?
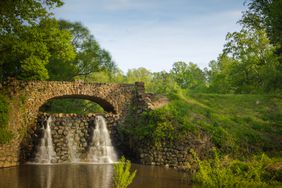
[22,113,119,163]
[137,133,213,170]
[0,79,144,168]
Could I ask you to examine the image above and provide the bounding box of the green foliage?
[0,0,76,81]
[0,18,76,81]
[0,128,13,144]
[120,91,198,145]
[0,94,13,144]
[148,71,180,95]
[114,156,137,188]
[0,0,63,34]
[126,67,152,84]
[123,90,282,156]
[40,98,104,114]
[243,0,282,55]
[47,20,118,81]
[171,61,207,91]
[204,0,282,94]
[0,94,9,129]
[41,20,120,114]
[189,93,282,154]
[191,148,282,187]
[207,28,280,93]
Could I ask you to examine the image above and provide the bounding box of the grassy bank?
[128,90,282,157]
[129,91,282,186]
[183,92,282,156]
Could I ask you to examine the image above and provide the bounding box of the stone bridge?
[0,79,147,167]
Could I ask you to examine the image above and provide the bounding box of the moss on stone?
[0,94,13,144]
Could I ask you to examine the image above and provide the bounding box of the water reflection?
[0,164,194,188]
[0,164,113,188]
[130,164,192,188]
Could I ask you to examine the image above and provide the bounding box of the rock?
[58,129,63,135]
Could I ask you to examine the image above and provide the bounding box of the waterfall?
[87,116,117,163]
[35,116,56,164]
[67,129,80,163]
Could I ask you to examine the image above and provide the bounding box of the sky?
[54,0,246,73]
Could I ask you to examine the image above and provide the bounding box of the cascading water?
[35,116,56,164]
[87,116,118,163]
[67,129,80,163]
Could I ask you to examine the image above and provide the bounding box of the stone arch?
[0,80,148,167]
[39,94,116,113]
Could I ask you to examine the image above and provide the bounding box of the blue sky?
[54,0,246,72]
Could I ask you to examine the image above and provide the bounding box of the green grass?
[186,92,282,155]
[127,90,282,156]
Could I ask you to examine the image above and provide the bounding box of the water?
[34,116,56,164]
[67,129,80,163]
[34,115,117,164]
[87,116,117,163]
[0,164,195,188]
[3,115,196,187]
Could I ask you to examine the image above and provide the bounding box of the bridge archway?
[0,80,146,167]
[39,94,116,113]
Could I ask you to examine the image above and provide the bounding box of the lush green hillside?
[133,91,282,157]
[185,93,282,156]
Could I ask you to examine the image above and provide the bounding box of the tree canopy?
[47,20,118,81]
[0,0,76,81]
[0,0,63,34]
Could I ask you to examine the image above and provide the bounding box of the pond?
[0,164,195,188]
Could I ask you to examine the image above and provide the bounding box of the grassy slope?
[163,92,282,156]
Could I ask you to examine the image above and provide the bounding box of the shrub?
[191,148,281,187]
[114,156,137,188]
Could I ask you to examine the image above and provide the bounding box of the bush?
[114,156,137,188]
[191,148,281,187]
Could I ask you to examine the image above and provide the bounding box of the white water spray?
[35,116,56,164]
[87,116,117,163]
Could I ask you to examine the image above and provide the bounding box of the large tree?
[47,20,118,81]
[242,0,282,52]
[207,27,280,93]
[0,0,77,81]
[0,0,63,33]
[242,0,282,90]
[171,61,206,90]
[0,18,75,80]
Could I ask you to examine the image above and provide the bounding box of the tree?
[47,20,118,81]
[242,0,282,91]
[206,60,230,93]
[43,21,119,114]
[0,0,77,81]
[222,28,280,93]
[126,67,152,84]
[170,61,206,90]
[149,71,180,94]
[0,0,63,34]
[0,18,76,80]
[242,0,282,53]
